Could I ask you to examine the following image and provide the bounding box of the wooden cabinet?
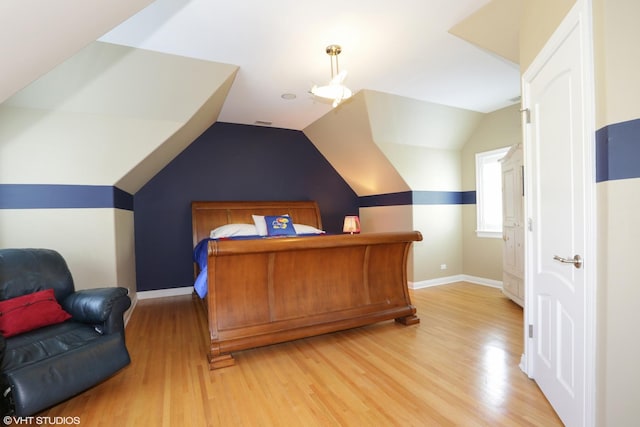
[501,144,524,306]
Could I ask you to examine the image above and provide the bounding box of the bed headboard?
[191,200,323,246]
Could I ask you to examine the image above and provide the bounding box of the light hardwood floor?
[40,282,562,426]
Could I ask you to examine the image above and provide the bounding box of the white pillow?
[210,223,259,239]
[293,224,325,234]
[252,214,289,236]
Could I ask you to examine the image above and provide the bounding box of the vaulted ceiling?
[1,0,521,129]
[0,0,522,194]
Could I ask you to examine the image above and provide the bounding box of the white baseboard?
[127,277,501,323]
[136,286,195,300]
[123,295,136,327]
[125,278,501,328]
[409,274,502,290]
[132,276,500,299]
[519,353,528,376]
[123,286,194,329]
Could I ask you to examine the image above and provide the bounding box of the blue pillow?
[264,215,297,236]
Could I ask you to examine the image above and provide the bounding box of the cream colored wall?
[461,104,522,281]
[0,105,182,186]
[411,205,463,283]
[593,0,640,128]
[365,90,483,151]
[359,204,461,284]
[114,209,137,301]
[460,105,522,185]
[359,205,413,233]
[378,145,462,191]
[592,0,640,424]
[0,208,132,293]
[461,205,504,281]
[596,178,640,426]
[359,205,416,281]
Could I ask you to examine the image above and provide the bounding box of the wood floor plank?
[38,282,562,426]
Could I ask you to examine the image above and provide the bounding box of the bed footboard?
[204,231,422,369]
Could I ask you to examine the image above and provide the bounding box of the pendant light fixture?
[310,44,353,108]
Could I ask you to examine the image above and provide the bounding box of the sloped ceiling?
[449,0,523,64]
[3,42,235,123]
[1,0,521,195]
[0,42,237,193]
[304,90,484,196]
[98,0,520,130]
[304,92,410,196]
[0,0,154,104]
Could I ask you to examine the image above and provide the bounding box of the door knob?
[553,254,582,269]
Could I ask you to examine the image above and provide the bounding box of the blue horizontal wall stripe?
[358,191,412,207]
[7,119,634,212]
[461,191,477,204]
[413,191,460,205]
[595,126,609,182]
[359,190,477,207]
[596,118,640,182]
[0,184,133,210]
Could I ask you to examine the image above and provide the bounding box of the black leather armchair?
[0,248,131,416]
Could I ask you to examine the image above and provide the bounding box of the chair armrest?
[62,287,131,335]
[0,334,5,365]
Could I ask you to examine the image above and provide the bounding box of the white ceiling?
[97,0,521,131]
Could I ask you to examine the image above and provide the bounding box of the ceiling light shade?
[310,45,353,108]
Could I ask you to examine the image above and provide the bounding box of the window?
[475,147,509,238]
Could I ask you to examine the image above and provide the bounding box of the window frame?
[475,146,510,239]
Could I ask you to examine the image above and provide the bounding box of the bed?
[191,200,422,369]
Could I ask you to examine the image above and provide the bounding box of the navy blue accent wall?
[134,122,359,292]
[0,184,132,210]
[113,187,134,210]
[596,118,640,182]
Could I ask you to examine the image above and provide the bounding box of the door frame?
[520,0,597,425]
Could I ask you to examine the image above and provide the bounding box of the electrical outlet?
[440,264,447,270]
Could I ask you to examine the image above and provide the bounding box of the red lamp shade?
[343,216,360,234]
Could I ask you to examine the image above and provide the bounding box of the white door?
[502,144,524,306]
[522,2,595,426]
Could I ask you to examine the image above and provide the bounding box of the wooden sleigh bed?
[191,200,422,370]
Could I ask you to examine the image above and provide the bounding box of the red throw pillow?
[0,289,72,338]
